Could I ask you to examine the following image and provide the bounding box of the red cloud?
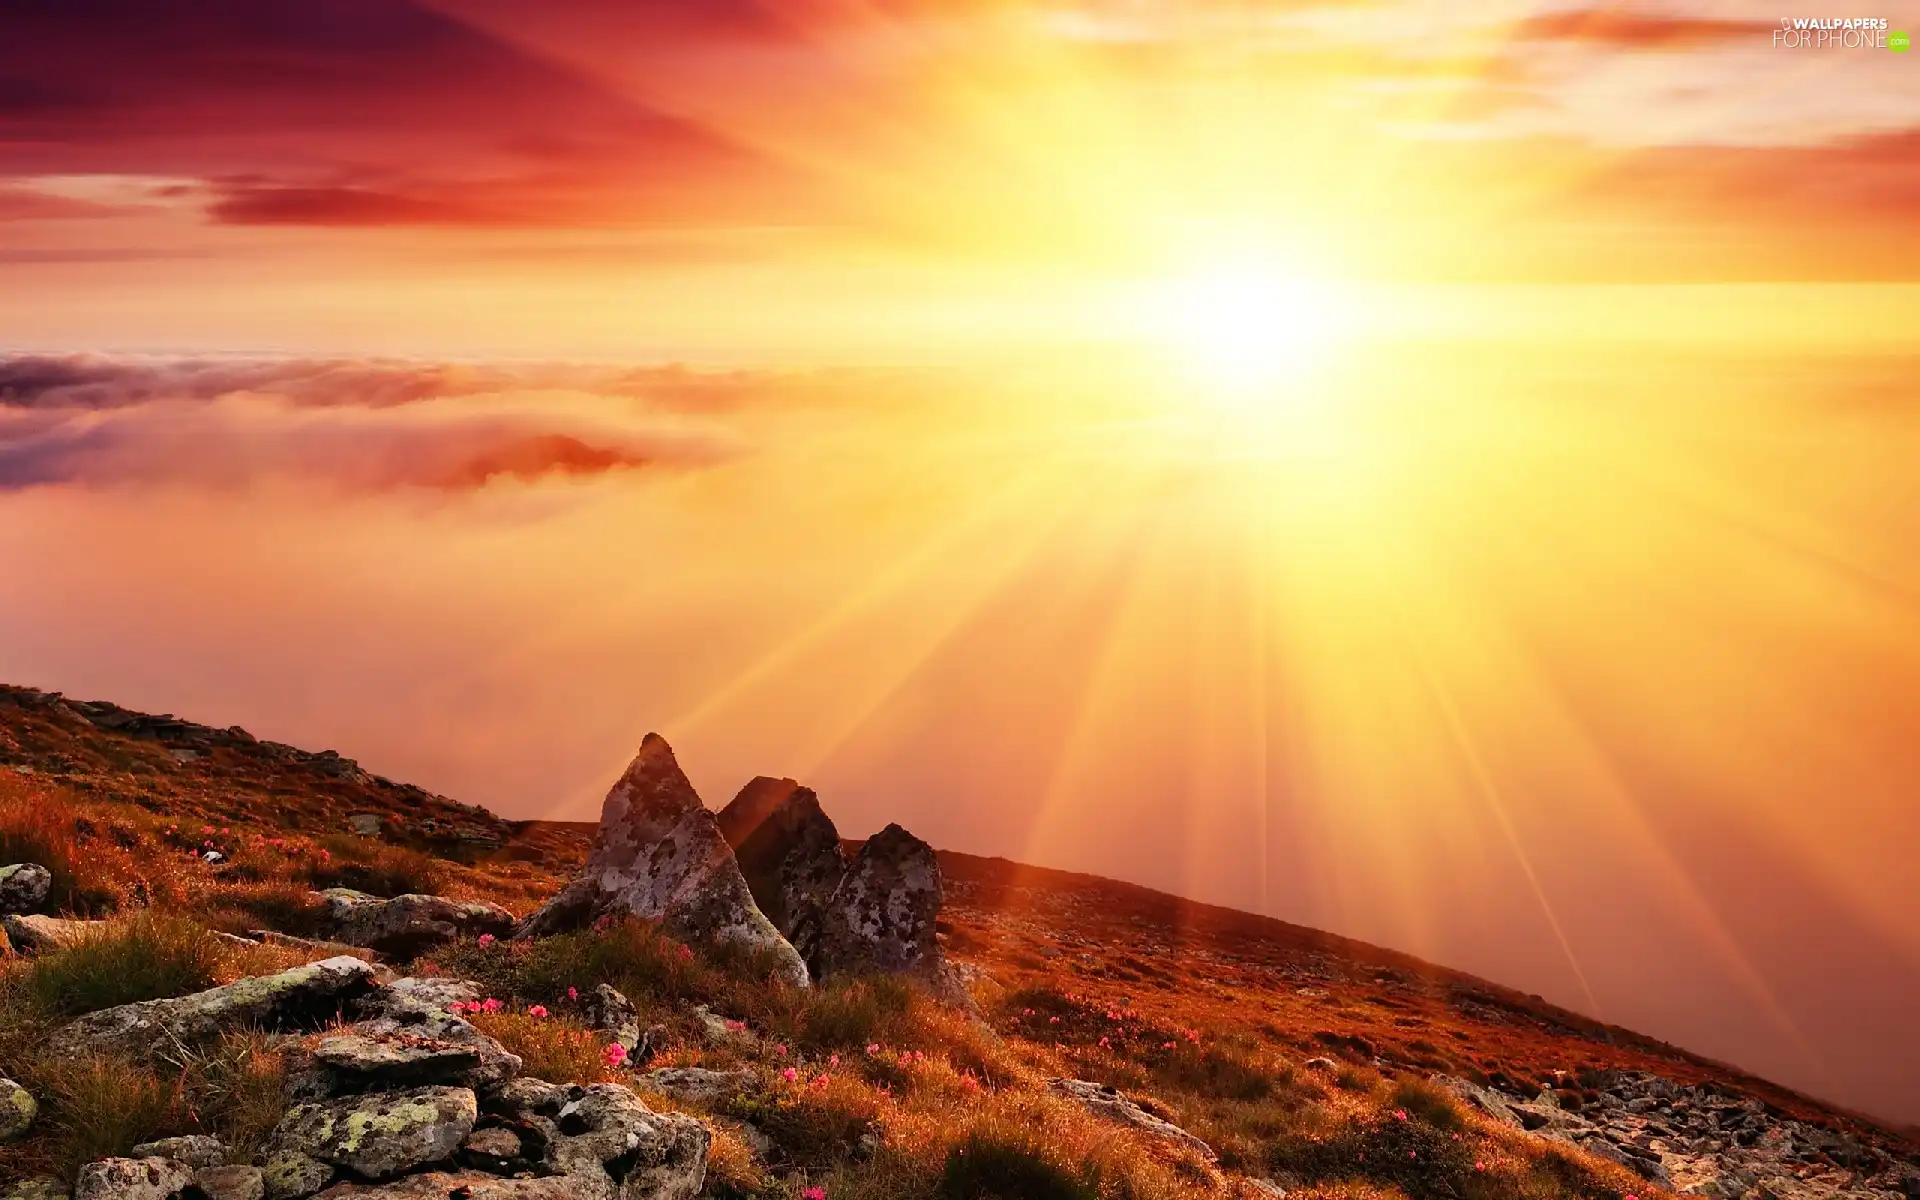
[1511,10,1775,48]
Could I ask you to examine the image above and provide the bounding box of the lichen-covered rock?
[131,1135,225,1168]
[579,984,641,1053]
[484,1079,707,1200]
[270,1085,477,1181]
[193,1167,265,1200]
[46,957,379,1060]
[1,913,102,954]
[314,1173,613,1200]
[316,890,516,959]
[547,1085,709,1200]
[515,735,807,988]
[718,781,845,960]
[0,863,51,914]
[2,1177,68,1200]
[313,981,520,1095]
[1,1075,35,1140]
[260,1151,333,1200]
[636,1068,756,1107]
[811,823,961,1000]
[73,1157,196,1200]
[1046,1078,1217,1162]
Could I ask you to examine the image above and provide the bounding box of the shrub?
[307,838,445,897]
[0,783,122,915]
[937,1128,1102,1200]
[1391,1076,1466,1131]
[31,1053,184,1173]
[467,1009,622,1084]
[23,914,222,1019]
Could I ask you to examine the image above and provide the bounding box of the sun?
[1148,260,1357,391]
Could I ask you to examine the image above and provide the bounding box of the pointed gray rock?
[812,823,961,1000]
[718,781,845,960]
[516,735,807,987]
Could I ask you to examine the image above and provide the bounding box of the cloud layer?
[0,354,746,492]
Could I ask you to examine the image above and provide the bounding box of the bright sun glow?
[1146,261,1357,392]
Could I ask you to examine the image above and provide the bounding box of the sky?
[4,0,1920,1125]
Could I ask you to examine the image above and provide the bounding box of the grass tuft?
[22,914,223,1019]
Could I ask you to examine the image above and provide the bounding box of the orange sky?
[3,0,1920,1127]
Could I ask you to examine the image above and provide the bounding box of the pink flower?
[448,1002,467,1014]
[803,1188,826,1200]
[1098,1037,1110,1049]
[604,1043,628,1068]
[1474,1162,1486,1172]
[866,1043,881,1056]
[527,1005,549,1018]
[481,998,504,1014]
[781,1067,798,1082]
[477,934,496,948]
[1394,1109,1409,1121]
[828,1053,840,1068]
[774,1043,788,1057]
[567,987,579,1001]
[724,1019,746,1033]
[676,944,693,963]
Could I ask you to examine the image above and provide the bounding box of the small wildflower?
[725,1019,746,1033]
[481,997,504,1013]
[567,986,579,1001]
[774,1043,788,1057]
[866,1043,881,1056]
[604,1043,628,1068]
[448,1001,467,1014]
[477,934,496,948]
[1394,1109,1409,1121]
[828,1053,840,1068]
[676,944,693,962]
[782,1067,799,1083]
[1474,1162,1486,1172]
[803,1188,826,1200]
[527,1005,549,1018]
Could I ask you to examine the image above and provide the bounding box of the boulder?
[73,1158,196,1200]
[1,1075,35,1140]
[487,1079,709,1200]
[315,890,515,959]
[1046,1078,1217,1162]
[0,863,51,913]
[578,984,642,1053]
[458,1126,527,1172]
[1,913,103,954]
[131,1135,226,1168]
[299,985,520,1097]
[260,1152,333,1200]
[717,781,845,958]
[314,1173,613,1200]
[270,1085,477,1181]
[515,735,808,988]
[46,957,380,1060]
[637,1068,756,1107]
[193,1167,266,1200]
[811,823,959,999]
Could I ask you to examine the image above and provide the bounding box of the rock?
[260,1152,333,1200]
[310,1032,485,1086]
[2,913,102,953]
[515,734,808,988]
[636,1068,757,1107]
[0,863,51,913]
[131,1135,226,1168]
[270,1085,477,1180]
[546,1085,708,1200]
[73,1157,196,1200]
[579,984,641,1053]
[717,781,846,958]
[1238,1181,1288,1199]
[1046,1078,1217,1162]
[193,1167,265,1200]
[247,931,361,956]
[314,1173,613,1200]
[47,957,380,1060]
[346,814,384,838]
[1433,1075,1525,1128]
[458,1126,526,1172]
[1303,1057,1337,1073]
[810,824,955,998]
[1,1075,35,1140]
[327,980,521,1094]
[315,890,516,959]
[2,1178,68,1200]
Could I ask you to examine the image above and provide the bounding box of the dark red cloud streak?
[1511,10,1776,48]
